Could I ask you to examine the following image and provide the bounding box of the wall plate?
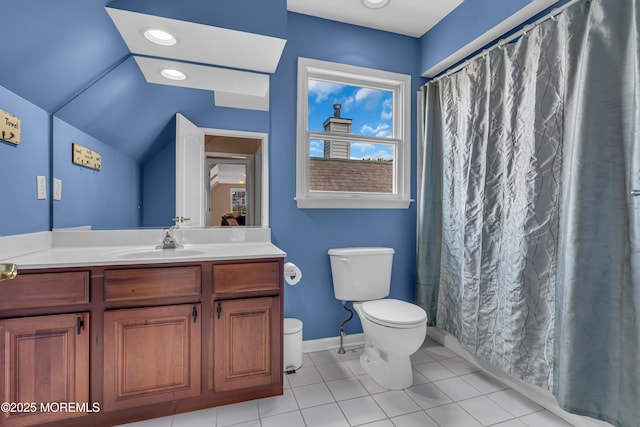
[53,178,62,201]
[36,176,46,200]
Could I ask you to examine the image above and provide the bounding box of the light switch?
[37,176,46,200]
[53,178,62,201]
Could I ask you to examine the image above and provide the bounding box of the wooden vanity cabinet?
[103,304,202,411]
[0,312,90,427]
[0,270,91,427]
[0,257,283,427]
[213,297,281,392]
[211,261,283,392]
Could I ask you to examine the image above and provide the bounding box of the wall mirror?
[50,59,269,231]
[1,1,275,237]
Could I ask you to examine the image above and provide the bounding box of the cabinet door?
[103,304,201,411]
[0,313,90,427]
[213,297,281,392]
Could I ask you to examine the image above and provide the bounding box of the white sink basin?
[114,249,207,260]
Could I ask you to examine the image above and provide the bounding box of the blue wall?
[142,139,176,228]
[2,0,570,341]
[0,0,129,113]
[270,13,423,340]
[419,0,531,75]
[0,85,50,236]
[53,118,140,229]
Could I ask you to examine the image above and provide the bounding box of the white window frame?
[296,57,412,209]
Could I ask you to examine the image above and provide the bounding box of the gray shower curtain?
[417,1,640,426]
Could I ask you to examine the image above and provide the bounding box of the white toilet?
[328,247,427,390]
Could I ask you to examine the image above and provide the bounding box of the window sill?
[295,197,413,209]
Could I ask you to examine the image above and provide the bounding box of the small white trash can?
[283,318,303,373]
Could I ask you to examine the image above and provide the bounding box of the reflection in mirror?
[50,57,269,231]
[205,135,262,227]
[1,1,275,237]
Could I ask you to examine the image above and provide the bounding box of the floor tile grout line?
[304,346,508,427]
[129,342,559,427]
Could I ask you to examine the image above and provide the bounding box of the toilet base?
[359,344,413,390]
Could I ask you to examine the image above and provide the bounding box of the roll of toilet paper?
[284,262,302,286]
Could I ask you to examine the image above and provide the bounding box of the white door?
[176,113,205,227]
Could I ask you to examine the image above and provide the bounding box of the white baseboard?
[302,333,365,353]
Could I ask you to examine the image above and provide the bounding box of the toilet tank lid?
[328,247,395,256]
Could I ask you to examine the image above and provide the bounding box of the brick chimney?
[323,103,352,159]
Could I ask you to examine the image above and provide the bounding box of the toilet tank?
[328,247,394,301]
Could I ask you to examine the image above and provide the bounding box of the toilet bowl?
[354,299,426,390]
[328,247,427,390]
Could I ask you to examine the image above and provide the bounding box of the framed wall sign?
[0,109,21,145]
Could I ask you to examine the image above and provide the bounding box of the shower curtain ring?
[523,24,534,36]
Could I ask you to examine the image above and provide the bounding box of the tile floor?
[118,337,572,427]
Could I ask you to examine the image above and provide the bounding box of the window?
[230,188,247,216]
[296,58,411,209]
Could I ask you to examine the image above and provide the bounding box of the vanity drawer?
[0,271,90,311]
[104,266,201,302]
[213,262,280,294]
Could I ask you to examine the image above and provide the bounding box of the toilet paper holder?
[284,262,302,286]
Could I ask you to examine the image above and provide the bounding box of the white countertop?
[0,228,286,269]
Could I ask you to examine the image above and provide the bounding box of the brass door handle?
[0,264,17,282]
[172,216,191,223]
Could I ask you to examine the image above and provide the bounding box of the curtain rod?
[427,0,586,85]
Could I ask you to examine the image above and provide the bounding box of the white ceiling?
[134,57,269,96]
[210,164,246,186]
[106,8,286,73]
[106,7,285,111]
[287,0,464,38]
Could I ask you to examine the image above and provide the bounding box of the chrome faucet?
[156,227,183,250]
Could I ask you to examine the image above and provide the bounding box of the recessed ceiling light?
[362,0,390,9]
[160,68,186,81]
[143,28,177,46]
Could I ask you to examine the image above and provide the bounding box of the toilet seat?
[360,299,427,329]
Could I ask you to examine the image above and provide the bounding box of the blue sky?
[308,79,394,160]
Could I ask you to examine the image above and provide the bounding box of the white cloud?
[350,143,394,161]
[310,140,324,157]
[308,80,344,103]
[360,123,390,136]
[354,87,383,111]
[340,96,354,113]
[381,98,393,120]
[351,142,376,152]
[355,87,378,103]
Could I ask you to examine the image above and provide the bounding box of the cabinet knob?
[0,264,17,282]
